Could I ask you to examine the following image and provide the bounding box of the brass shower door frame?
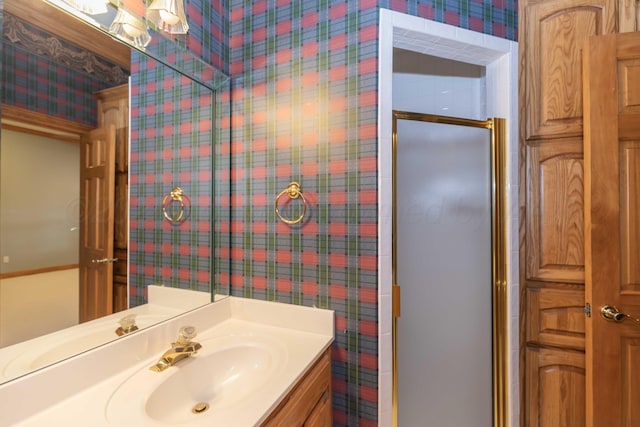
[391,110,508,427]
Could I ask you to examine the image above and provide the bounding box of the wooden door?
[97,84,129,312]
[583,32,640,427]
[79,126,116,323]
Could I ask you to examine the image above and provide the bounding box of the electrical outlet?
[2,256,9,264]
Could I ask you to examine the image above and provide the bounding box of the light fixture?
[109,8,152,49]
[146,0,189,34]
[60,0,109,15]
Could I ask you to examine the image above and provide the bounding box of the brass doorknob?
[91,258,118,264]
[600,305,640,326]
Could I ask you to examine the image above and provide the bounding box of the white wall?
[393,50,486,119]
[0,269,79,347]
[0,129,79,273]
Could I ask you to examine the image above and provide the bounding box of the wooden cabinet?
[525,346,585,427]
[96,84,129,313]
[519,0,638,424]
[262,348,332,426]
[523,0,616,140]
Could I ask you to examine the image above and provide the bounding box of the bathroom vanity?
[0,297,334,426]
[261,348,332,426]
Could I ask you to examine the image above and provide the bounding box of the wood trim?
[1,105,93,142]
[96,85,129,102]
[0,264,79,280]
[4,0,130,70]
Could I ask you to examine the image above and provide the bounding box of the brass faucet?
[149,326,202,372]
[115,314,139,336]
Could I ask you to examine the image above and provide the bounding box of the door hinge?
[584,302,591,317]
[392,284,401,318]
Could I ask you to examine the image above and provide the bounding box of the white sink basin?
[105,333,288,426]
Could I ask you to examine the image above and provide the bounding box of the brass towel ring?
[275,182,307,225]
[162,187,190,225]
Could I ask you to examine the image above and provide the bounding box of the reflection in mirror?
[0,0,230,384]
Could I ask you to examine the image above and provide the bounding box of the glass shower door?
[393,112,505,427]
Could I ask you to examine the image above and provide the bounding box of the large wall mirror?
[0,0,230,384]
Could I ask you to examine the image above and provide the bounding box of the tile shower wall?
[227,1,516,425]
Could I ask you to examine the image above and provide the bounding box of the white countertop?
[0,285,210,384]
[0,297,334,427]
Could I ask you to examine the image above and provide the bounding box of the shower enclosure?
[392,111,507,427]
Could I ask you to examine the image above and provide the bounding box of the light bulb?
[122,23,143,38]
[159,9,180,26]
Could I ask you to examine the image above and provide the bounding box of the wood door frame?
[1,104,93,141]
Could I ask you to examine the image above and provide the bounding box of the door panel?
[79,126,116,323]
[525,140,584,282]
[524,0,616,139]
[620,142,640,291]
[583,31,640,427]
[525,346,585,427]
[526,287,586,350]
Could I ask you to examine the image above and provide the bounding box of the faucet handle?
[119,314,138,329]
[115,314,139,336]
[176,326,197,344]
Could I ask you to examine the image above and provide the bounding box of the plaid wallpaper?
[128,49,224,305]
[379,0,517,40]
[226,1,516,425]
[227,2,378,423]
[127,0,231,304]
[155,0,229,74]
[2,44,103,126]
[1,21,118,127]
[184,0,229,73]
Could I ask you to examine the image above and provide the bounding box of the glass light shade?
[60,0,108,15]
[109,8,152,49]
[146,0,189,34]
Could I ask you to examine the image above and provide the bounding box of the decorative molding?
[3,13,128,85]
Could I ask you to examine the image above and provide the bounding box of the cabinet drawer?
[262,348,331,426]
[526,287,585,350]
[304,388,331,426]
